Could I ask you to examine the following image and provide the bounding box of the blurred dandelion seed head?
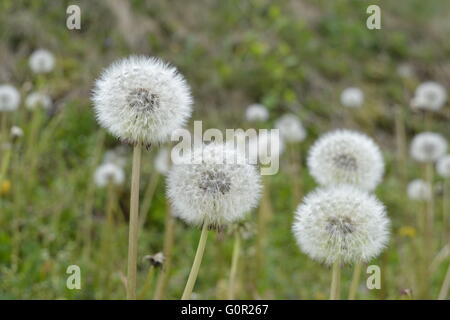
[292,185,390,265]
[92,56,193,145]
[437,155,450,178]
[25,92,52,110]
[245,103,269,122]
[340,87,364,108]
[94,162,125,187]
[0,84,21,112]
[411,81,447,111]
[29,49,55,74]
[10,126,23,138]
[167,143,262,228]
[275,114,306,143]
[407,179,432,201]
[307,130,384,191]
[410,132,447,163]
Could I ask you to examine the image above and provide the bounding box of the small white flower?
[340,87,364,108]
[154,147,171,174]
[245,104,269,122]
[411,81,447,111]
[10,126,23,138]
[307,129,384,191]
[94,162,125,187]
[410,132,447,163]
[167,143,262,228]
[92,56,193,145]
[274,114,306,143]
[25,92,52,110]
[436,155,450,178]
[407,179,432,201]
[0,84,21,112]
[292,185,390,265]
[29,49,55,74]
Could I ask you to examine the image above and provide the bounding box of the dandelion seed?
[167,143,262,228]
[10,126,23,138]
[410,132,447,163]
[437,155,450,178]
[25,92,52,110]
[92,56,193,145]
[0,84,20,112]
[274,114,306,143]
[411,81,447,111]
[292,184,390,265]
[245,103,269,122]
[407,179,432,201]
[94,162,125,187]
[29,49,55,74]
[307,129,384,191]
[340,87,364,108]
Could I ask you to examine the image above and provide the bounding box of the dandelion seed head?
[167,143,262,228]
[275,114,306,143]
[307,130,384,191]
[411,81,447,111]
[436,155,450,178]
[29,49,55,74]
[25,92,52,110]
[340,87,364,108]
[10,126,23,138]
[0,84,20,112]
[407,179,432,201]
[410,132,447,163]
[103,148,127,167]
[94,162,125,187]
[245,103,269,122]
[292,185,390,265]
[92,56,193,145]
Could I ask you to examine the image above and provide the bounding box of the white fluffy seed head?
[0,84,21,112]
[167,143,262,228]
[10,126,23,138]
[436,155,450,178]
[245,103,269,122]
[92,56,193,145]
[274,114,306,143]
[293,185,389,265]
[154,147,171,174]
[25,92,52,110]
[407,179,432,201]
[307,130,384,191]
[340,87,364,108]
[410,132,448,163]
[29,49,55,74]
[94,162,125,187]
[411,81,447,111]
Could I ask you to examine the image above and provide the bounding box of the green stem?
[126,144,142,300]
[330,258,341,300]
[348,262,362,300]
[181,222,209,300]
[228,233,241,300]
[438,261,450,300]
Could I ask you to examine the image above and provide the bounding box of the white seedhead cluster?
[410,132,448,163]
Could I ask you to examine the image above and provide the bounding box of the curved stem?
[181,222,209,300]
[228,233,241,300]
[126,144,142,300]
[348,262,362,300]
[330,258,341,300]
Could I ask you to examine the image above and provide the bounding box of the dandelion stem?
[348,262,362,300]
[228,232,241,300]
[181,221,209,300]
[443,179,449,243]
[126,144,142,300]
[138,266,155,300]
[438,261,450,300]
[330,258,341,300]
[154,207,176,300]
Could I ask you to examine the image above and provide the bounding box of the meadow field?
[0,0,449,300]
